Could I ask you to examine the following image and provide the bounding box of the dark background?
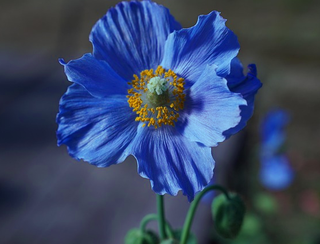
[1,0,320,243]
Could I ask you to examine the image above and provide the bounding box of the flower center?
[127,66,185,129]
[147,77,168,95]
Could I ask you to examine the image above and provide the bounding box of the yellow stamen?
[127,66,185,129]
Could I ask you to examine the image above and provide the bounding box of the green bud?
[212,193,246,239]
[125,228,159,244]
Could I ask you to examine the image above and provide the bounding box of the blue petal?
[223,58,262,138]
[130,126,214,201]
[260,132,286,159]
[57,83,136,167]
[260,109,289,156]
[261,109,289,142]
[61,54,128,98]
[90,1,181,81]
[161,11,239,85]
[177,65,246,147]
[259,155,294,190]
[227,59,262,96]
[223,57,244,81]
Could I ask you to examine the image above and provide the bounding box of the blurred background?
[1,0,320,243]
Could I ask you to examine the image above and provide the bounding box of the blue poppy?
[259,110,294,190]
[224,58,262,138]
[260,155,294,190]
[260,109,289,157]
[57,1,260,201]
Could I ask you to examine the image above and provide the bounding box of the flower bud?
[212,193,246,239]
[125,228,159,244]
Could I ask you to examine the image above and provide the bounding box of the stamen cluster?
[127,66,185,129]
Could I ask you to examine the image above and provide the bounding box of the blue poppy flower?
[260,155,294,190]
[57,1,260,201]
[260,109,289,157]
[224,58,262,138]
[259,110,294,190]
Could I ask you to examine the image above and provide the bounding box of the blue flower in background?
[260,109,289,157]
[260,155,294,190]
[259,110,294,190]
[57,1,261,201]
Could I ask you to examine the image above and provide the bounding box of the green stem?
[139,213,174,239]
[140,214,158,232]
[180,185,230,244]
[165,221,174,239]
[157,194,167,239]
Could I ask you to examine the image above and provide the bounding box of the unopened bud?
[212,193,246,239]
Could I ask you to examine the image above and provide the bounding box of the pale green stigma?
[127,66,185,129]
[147,77,168,95]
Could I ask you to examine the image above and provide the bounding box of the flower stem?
[157,194,167,240]
[140,214,158,232]
[180,185,230,244]
[139,213,174,238]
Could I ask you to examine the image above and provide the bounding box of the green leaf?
[125,228,159,244]
[160,239,180,244]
